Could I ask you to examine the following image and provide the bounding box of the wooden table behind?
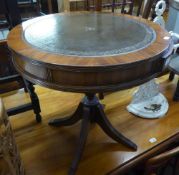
[1,75,179,175]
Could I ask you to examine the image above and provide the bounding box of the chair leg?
[24,80,42,122]
[169,71,175,81]
[17,77,28,93]
[98,93,104,100]
[173,79,179,101]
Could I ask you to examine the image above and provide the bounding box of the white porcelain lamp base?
[127,79,169,119]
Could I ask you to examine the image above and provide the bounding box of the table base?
[49,94,137,175]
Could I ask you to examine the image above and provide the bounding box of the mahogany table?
[7,12,172,175]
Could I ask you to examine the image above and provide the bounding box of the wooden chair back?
[0,0,24,93]
[0,40,17,78]
[0,1,42,121]
[69,0,156,19]
[142,0,156,19]
[18,0,42,17]
[144,146,179,175]
[0,0,21,29]
[0,0,6,14]
[93,0,138,13]
[0,40,25,94]
[0,98,24,175]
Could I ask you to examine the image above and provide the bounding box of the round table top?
[8,12,171,68]
[7,12,173,93]
[23,13,155,57]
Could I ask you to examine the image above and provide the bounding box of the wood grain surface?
[1,75,179,175]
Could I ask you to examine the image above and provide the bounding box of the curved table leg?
[95,103,137,150]
[49,102,83,126]
[49,93,137,174]
[69,106,91,175]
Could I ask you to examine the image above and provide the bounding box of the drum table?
[7,12,172,175]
